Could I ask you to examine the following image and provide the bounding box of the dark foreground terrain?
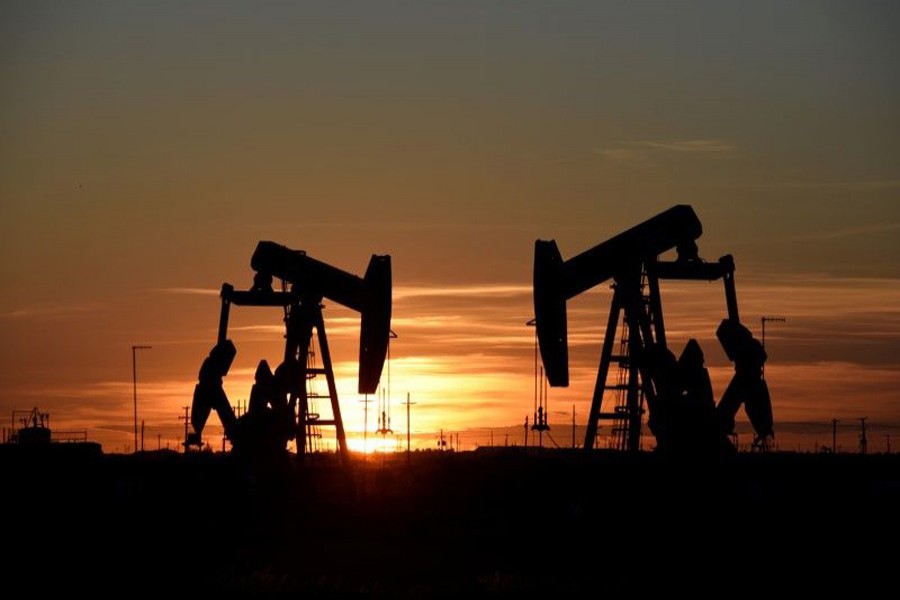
[4,447,899,596]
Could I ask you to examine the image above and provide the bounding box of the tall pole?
[402,392,416,466]
[132,344,151,454]
[528,319,537,427]
[859,417,868,454]
[360,394,372,459]
[180,406,190,453]
[572,404,576,449]
[388,330,397,432]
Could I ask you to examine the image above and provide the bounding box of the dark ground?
[3,446,899,596]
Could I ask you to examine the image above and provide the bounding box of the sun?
[345,434,399,455]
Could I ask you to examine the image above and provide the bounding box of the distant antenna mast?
[527,318,549,446]
[376,331,397,454]
[360,394,372,458]
[179,406,190,453]
[572,404,576,449]
[859,417,868,454]
[131,344,152,455]
[401,392,416,465]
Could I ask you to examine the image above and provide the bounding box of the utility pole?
[859,417,868,455]
[760,316,786,377]
[526,318,539,450]
[572,404,576,449]
[132,345,152,454]
[401,392,416,466]
[527,317,537,431]
[360,394,372,459]
[373,329,398,460]
[180,406,190,453]
[524,416,529,448]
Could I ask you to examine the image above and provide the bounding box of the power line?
[545,430,562,449]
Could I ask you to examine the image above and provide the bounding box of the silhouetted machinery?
[189,241,392,461]
[534,205,773,454]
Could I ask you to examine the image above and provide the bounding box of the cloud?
[710,179,900,191]
[0,302,105,320]
[153,287,220,296]
[228,324,287,334]
[595,139,737,164]
[390,315,464,328]
[635,139,738,153]
[394,284,531,300]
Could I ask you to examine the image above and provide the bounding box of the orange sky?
[1,2,898,453]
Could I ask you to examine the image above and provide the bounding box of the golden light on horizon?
[5,243,900,456]
[12,273,900,454]
[345,435,398,455]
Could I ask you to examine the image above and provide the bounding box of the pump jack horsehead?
[189,241,392,462]
[533,205,773,455]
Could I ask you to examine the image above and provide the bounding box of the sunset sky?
[2,1,898,453]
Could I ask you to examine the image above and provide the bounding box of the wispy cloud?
[390,315,464,328]
[595,139,737,164]
[228,324,286,334]
[395,284,530,300]
[154,283,532,303]
[635,139,738,153]
[0,302,104,320]
[707,179,900,191]
[153,287,220,296]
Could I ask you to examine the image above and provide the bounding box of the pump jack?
[189,241,392,462]
[534,205,773,454]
